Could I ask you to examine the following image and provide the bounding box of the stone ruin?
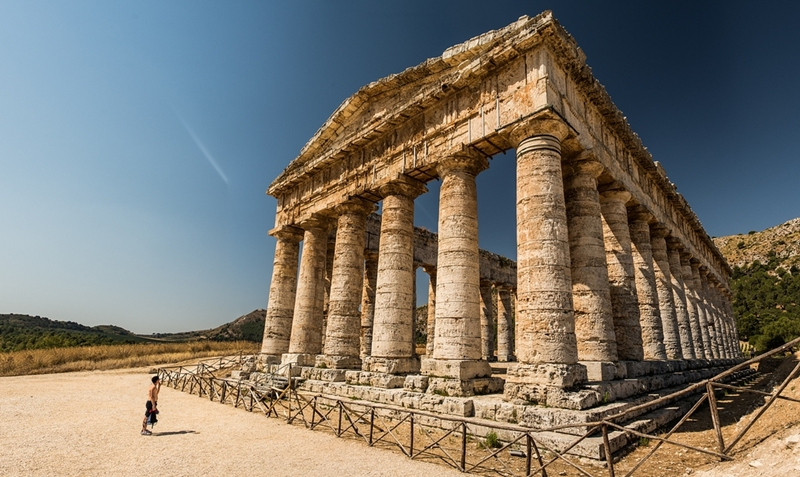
[258,11,743,416]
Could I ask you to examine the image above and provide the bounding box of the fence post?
[369,408,375,446]
[707,381,725,455]
[461,422,467,471]
[409,414,414,458]
[526,433,532,476]
[602,423,615,477]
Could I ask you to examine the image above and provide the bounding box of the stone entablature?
[268,11,728,288]
[262,11,741,407]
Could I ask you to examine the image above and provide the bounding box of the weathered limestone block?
[496,286,515,362]
[666,239,695,359]
[322,199,375,368]
[627,207,667,360]
[426,377,504,398]
[285,216,332,364]
[368,177,427,373]
[360,252,378,359]
[261,225,303,357]
[403,374,429,392]
[599,186,644,361]
[650,224,682,360]
[564,156,617,364]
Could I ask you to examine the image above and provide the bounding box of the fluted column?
[564,156,618,372]
[261,225,304,360]
[628,207,667,360]
[284,215,333,366]
[365,176,427,375]
[681,252,704,360]
[423,153,493,380]
[505,125,586,394]
[480,280,496,361]
[690,259,713,359]
[496,286,514,362]
[699,267,720,359]
[424,267,437,357]
[319,199,376,369]
[360,252,378,359]
[599,184,644,362]
[321,239,336,352]
[666,239,694,359]
[650,224,682,360]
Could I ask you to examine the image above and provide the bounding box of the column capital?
[563,152,605,179]
[378,175,427,200]
[269,225,304,243]
[335,198,377,217]
[699,265,710,277]
[508,118,571,147]
[435,151,489,177]
[627,205,654,223]
[665,236,685,251]
[422,264,437,276]
[599,182,632,204]
[689,258,702,270]
[298,213,335,232]
[679,251,693,265]
[650,223,670,239]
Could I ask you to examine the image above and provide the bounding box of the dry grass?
[0,341,259,376]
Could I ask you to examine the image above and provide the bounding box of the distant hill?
[1,309,266,352]
[145,309,266,342]
[714,217,800,352]
[0,314,151,352]
[714,217,800,269]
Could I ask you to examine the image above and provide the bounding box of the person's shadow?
[153,430,197,436]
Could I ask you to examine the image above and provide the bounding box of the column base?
[579,361,627,382]
[315,354,362,370]
[497,354,516,362]
[281,353,317,367]
[420,358,493,380]
[505,362,587,388]
[362,356,420,375]
[259,354,282,366]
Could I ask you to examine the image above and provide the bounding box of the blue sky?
[1,1,798,333]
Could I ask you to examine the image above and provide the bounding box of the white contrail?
[177,116,229,185]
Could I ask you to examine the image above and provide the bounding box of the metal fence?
[159,337,800,477]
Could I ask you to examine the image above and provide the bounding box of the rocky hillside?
[714,217,800,269]
[147,309,266,342]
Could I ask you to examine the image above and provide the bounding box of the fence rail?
[159,338,800,476]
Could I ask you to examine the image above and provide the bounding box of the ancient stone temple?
[260,11,741,410]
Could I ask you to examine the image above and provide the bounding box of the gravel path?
[0,369,464,477]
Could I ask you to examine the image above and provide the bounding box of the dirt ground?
[0,368,464,477]
[3,355,800,477]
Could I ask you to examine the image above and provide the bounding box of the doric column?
[365,176,427,375]
[681,252,704,360]
[319,199,376,369]
[423,152,493,380]
[690,259,713,360]
[424,266,437,357]
[713,284,733,358]
[650,224,683,360]
[699,267,720,359]
[360,251,378,359]
[480,280,496,361]
[496,286,514,362]
[666,238,695,359]
[321,238,336,352]
[599,184,644,362]
[505,124,586,393]
[564,155,618,374]
[628,207,667,360]
[284,215,333,366]
[261,225,304,360]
